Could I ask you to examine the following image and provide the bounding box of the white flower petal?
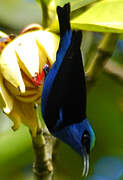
[34,30,59,64]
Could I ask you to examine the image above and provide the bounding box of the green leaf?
[71,0,123,33]
[56,0,97,11]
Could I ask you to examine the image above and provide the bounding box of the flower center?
[32,64,50,87]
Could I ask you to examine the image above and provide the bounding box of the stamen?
[32,72,43,86]
[32,68,45,87]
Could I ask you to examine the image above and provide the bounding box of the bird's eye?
[81,130,90,154]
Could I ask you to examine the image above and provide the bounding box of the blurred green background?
[0,0,123,180]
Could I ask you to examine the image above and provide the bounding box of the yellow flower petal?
[15,86,42,103]
[20,69,36,89]
[0,42,25,93]
[23,78,36,88]
[0,75,13,114]
[34,30,59,65]
[8,108,21,131]
[15,30,59,73]
[4,79,36,96]
[4,76,42,103]
[9,100,38,136]
[36,40,49,72]
[15,34,39,78]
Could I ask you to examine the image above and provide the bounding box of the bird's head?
[52,118,95,176]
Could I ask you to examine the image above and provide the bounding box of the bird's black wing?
[46,31,87,129]
[41,3,87,132]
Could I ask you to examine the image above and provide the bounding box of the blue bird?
[41,3,95,176]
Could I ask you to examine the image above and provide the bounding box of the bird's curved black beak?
[82,146,90,177]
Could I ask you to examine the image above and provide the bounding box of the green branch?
[104,60,123,83]
[85,33,118,88]
[40,0,49,28]
[31,105,56,180]
[31,129,56,180]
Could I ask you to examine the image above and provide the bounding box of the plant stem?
[40,0,49,28]
[31,104,56,180]
[85,33,118,88]
[104,60,123,83]
[32,130,56,180]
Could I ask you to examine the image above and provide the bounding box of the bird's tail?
[57,3,71,37]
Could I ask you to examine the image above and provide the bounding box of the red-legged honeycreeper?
[41,3,95,177]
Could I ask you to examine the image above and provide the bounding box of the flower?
[0,25,59,136]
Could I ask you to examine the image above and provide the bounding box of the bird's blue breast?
[41,30,72,119]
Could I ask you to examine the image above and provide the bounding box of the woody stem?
[31,104,56,180]
[85,33,118,88]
